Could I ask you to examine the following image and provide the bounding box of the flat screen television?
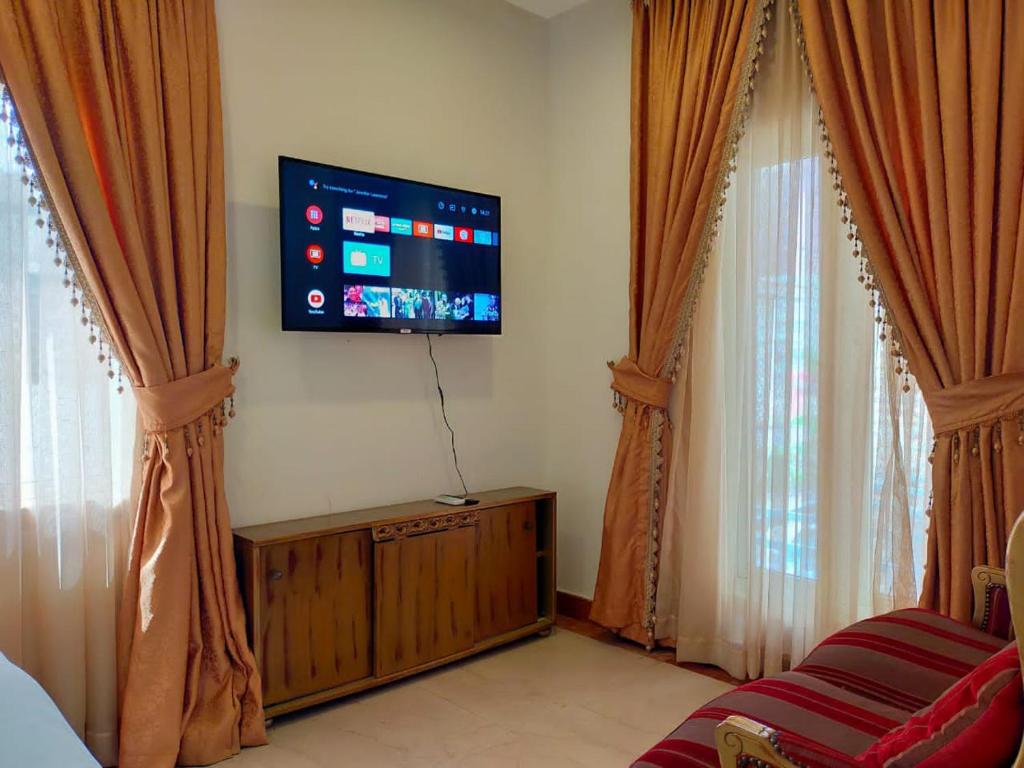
[279,156,501,334]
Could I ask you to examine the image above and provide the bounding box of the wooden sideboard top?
[233,486,556,546]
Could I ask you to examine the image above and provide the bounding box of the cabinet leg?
[264,717,274,729]
[538,628,553,638]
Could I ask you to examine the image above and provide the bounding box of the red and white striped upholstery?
[633,671,907,768]
[632,609,1011,768]
[795,608,1008,713]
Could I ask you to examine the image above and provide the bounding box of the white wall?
[216,0,631,600]
[542,0,632,597]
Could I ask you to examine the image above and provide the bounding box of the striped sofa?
[632,522,1023,768]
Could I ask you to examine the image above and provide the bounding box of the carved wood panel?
[372,509,479,542]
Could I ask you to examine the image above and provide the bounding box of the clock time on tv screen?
[279,156,501,334]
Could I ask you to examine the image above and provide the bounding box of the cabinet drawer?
[375,526,476,677]
[476,502,538,640]
[259,531,372,705]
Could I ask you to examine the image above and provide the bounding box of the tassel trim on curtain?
[0,79,241,458]
[927,374,1024,464]
[788,0,1024,620]
[785,0,976,559]
[612,0,778,647]
[786,0,913,393]
[0,80,127,392]
[137,360,240,462]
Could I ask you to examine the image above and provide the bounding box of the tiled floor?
[227,627,733,767]
[555,614,744,688]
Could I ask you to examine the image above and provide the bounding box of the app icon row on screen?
[304,238,499,275]
[340,284,500,322]
[307,201,497,244]
[337,206,498,246]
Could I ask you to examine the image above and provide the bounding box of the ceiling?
[503,0,591,19]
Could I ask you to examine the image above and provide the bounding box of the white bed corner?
[0,652,100,768]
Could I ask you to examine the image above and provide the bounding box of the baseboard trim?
[556,590,593,621]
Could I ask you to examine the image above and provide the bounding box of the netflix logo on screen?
[342,208,375,233]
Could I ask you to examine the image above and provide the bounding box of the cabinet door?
[476,502,538,641]
[375,526,476,677]
[259,532,372,706]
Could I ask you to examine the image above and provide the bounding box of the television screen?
[279,156,501,334]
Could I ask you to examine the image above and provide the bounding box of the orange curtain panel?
[0,2,266,766]
[796,0,1024,621]
[591,0,768,645]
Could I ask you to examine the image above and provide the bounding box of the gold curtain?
[796,0,1024,622]
[0,2,266,766]
[591,0,768,645]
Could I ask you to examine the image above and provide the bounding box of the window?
[0,84,133,759]
[752,156,823,580]
[750,156,933,589]
[660,8,934,679]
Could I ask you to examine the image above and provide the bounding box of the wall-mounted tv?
[279,156,501,334]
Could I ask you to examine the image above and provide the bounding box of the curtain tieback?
[609,357,671,410]
[133,359,238,433]
[926,371,1024,436]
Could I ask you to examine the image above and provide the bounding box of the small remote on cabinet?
[434,495,479,506]
[434,495,468,506]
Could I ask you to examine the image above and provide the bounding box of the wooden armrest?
[715,716,801,768]
[972,565,1008,630]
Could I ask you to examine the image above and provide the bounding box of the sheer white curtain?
[654,6,933,681]
[0,87,135,766]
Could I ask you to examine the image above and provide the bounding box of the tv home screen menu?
[279,157,501,333]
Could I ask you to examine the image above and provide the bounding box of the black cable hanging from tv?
[426,334,469,498]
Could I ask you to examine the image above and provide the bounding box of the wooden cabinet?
[234,487,556,718]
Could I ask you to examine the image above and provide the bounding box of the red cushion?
[856,644,1023,767]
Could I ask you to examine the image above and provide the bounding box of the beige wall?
[542,0,631,597]
[216,0,631,600]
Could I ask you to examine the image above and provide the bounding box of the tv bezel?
[278,155,502,336]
